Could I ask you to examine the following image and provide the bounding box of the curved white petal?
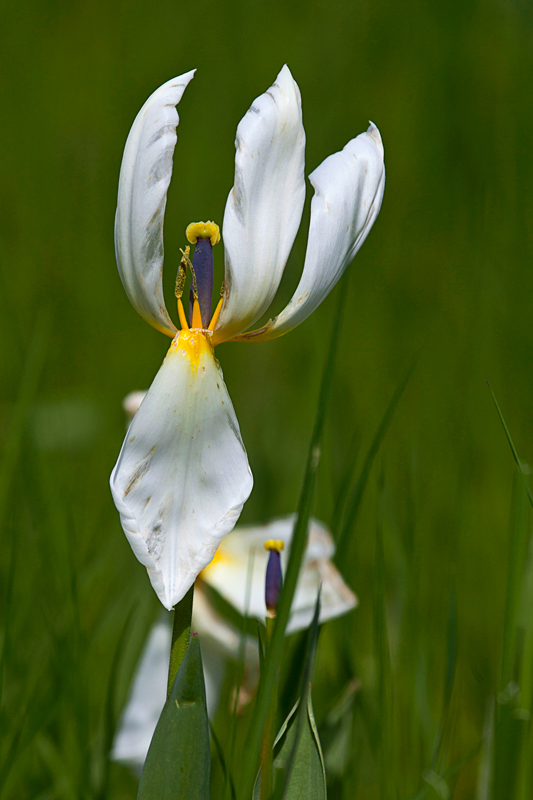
[110,330,253,609]
[201,515,357,633]
[238,124,385,341]
[214,65,306,343]
[115,70,195,337]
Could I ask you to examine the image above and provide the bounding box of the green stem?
[167,584,195,696]
[260,617,277,799]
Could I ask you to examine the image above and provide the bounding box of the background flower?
[112,516,356,773]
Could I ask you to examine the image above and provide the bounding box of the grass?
[1,0,533,796]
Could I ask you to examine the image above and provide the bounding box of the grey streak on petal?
[124,446,156,497]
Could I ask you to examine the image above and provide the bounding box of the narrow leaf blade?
[253,696,326,800]
[137,634,210,800]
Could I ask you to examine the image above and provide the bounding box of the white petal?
[115,70,195,337]
[287,555,358,634]
[110,330,253,609]
[192,584,258,715]
[238,123,385,341]
[112,618,171,775]
[213,65,306,343]
[192,582,243,658]
[201,515,357,632]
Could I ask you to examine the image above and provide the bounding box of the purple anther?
[265,550,283,616]
[189,237,214,328]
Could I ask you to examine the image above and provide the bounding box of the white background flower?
[112,517,357,773]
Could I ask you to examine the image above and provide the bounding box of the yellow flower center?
[170,328,213,370]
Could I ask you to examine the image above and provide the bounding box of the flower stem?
[167,584,194,696]
[260,616,277,799]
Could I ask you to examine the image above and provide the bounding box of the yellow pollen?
[186,221,221,246]
[264,539,285,553]
[170,328,213,370]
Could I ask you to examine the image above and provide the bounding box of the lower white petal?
[238,124,385,342]
[110,331,253,610]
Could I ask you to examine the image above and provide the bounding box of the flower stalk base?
[167,584,194,696]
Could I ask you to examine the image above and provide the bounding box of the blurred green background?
[2,0,533,797]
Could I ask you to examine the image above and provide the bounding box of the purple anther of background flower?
[189,238,214,328]
[265,542,284,616]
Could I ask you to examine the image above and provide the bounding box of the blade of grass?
[335,356,417,560]
[476,699,495,800]
[211,722,238,800]
[0,311,50,729]
[225,546,257,800]
[487,383,533,510]
[487,384,533,798]
[238,274,349,799]
[408,586,459,800]
[501,474,529,692]
[278,590,322,800]
[374,469,394,800]
[0,309,50,529]
[330,427,359,535]
[95,604,137,800]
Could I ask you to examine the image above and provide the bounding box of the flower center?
[170,328,213,370]
[174,221,223,334]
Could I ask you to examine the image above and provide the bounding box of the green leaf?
[253,696,326,800]
[137,633,210,800]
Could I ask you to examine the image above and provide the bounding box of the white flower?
[110,65,385,610]
[112,516,357,773]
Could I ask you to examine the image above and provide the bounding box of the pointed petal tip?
[165,68,196,88]
[275,64,301,101]
[366,121,384,153]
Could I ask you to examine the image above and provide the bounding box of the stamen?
[208,298,223,331]
[175,249,190,331]
[177,299,189,331]
[191,298,203,329]
[174,248,189,300]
